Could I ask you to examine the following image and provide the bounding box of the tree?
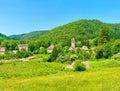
[1,40,18,51]
[98,27,110,45]
[47,46,58,62]
[111,40,120,54]
[95,43,112,59]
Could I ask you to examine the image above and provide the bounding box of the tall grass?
[90,59,120,70]
[0,57,120,91]
[0,55,65,78]
[0,67,120,91]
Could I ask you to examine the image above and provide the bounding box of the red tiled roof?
[0,47,5,52]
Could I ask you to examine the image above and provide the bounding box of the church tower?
[71,38,75,48]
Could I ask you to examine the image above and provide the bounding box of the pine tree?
[98,27,110,45]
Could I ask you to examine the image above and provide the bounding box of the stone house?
[18,44,28,51]
[47,45,54,53]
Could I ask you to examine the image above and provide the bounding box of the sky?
[0,0,120,36]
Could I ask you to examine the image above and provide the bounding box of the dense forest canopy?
[35,19,120,46]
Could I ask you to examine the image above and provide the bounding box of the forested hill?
[0,33,8,42]
[35,19,120,45]
[9,31,48,40]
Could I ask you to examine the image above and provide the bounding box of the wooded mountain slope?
[35,19,120,45]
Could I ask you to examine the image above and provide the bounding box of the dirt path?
[0,56,35,64]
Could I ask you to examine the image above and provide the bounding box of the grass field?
[0,56,120,91]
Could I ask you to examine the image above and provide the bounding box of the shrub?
[73,60,86,71]
[15,50,33,58]
[56,55,70,63]
[70,54,78,62]
[111,52,120,61]
[111,40,120,54]
[95,43,112,59]
[0,54,5,60]
[39,47,46,54]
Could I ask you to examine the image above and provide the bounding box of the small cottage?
[0,47,5,54]
[47,45,54,53]
[18,44,28,51]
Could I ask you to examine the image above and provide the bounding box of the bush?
[111,52,120,61]
[15,50,33,58]
[111,40,120,54]
[73,60,86,71]
[0,54,5,60]
[56,55,70,63]
[70,54,78,62]
[95,43,112,59]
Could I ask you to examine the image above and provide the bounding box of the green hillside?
[20,31,48,40]
[0,33,8,42]
[36,19,120,45]
[9,34,25,40]
[9,31,48,40]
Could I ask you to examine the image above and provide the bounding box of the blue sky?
[0,0,120,36]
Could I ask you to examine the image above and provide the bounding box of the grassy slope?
[0,57,120,91]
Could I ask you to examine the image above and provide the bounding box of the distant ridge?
[0,33,8,41]
[9,30,48,40]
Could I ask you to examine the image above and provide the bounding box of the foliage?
[35,19,120,47]
[111,52,120,61]
[39,47,47,54]
[70,54,78,61]
[76,49,91,61]
[1,40,18,50]
[95,43,112,59]
[47,46,58,62]
[111,39,120,54]
[98,27,110,45]
[15,50,33,58]
[73,60,86,71]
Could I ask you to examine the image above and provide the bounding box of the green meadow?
[0,55,120,91]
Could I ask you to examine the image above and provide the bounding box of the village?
[0,38,89,55]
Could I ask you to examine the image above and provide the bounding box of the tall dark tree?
[47,46,58,62]
[98,27,110,45]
